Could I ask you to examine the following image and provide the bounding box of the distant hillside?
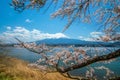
[35,38,120,47]
[1,38,119,47]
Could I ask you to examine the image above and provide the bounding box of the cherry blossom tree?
[15,37,120,80]
[11,0,120,80]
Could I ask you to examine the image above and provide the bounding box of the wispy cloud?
[78,36,94,41]
[78,31,103,41]
[6,26,11,30]
[0,26,69,43]
[90,31,102,38]
[25,19,32,23]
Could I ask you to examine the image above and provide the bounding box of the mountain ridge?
[35,38,120,47]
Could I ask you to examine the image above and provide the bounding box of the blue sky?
[0,0,102,43]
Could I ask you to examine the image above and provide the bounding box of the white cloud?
[25,19,32,23]
[78,36,94,41]
[90,32,102,35]
[90,31,102,38]
[79,36,84,39]
[0,26,68,43]
[78,32,103,41]
[6,26,11,30]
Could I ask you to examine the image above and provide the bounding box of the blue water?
[0,47,120,80]
[0,47,41,63]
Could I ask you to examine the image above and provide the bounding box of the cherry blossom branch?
[15,37,49,54]
[57,49,120,73]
